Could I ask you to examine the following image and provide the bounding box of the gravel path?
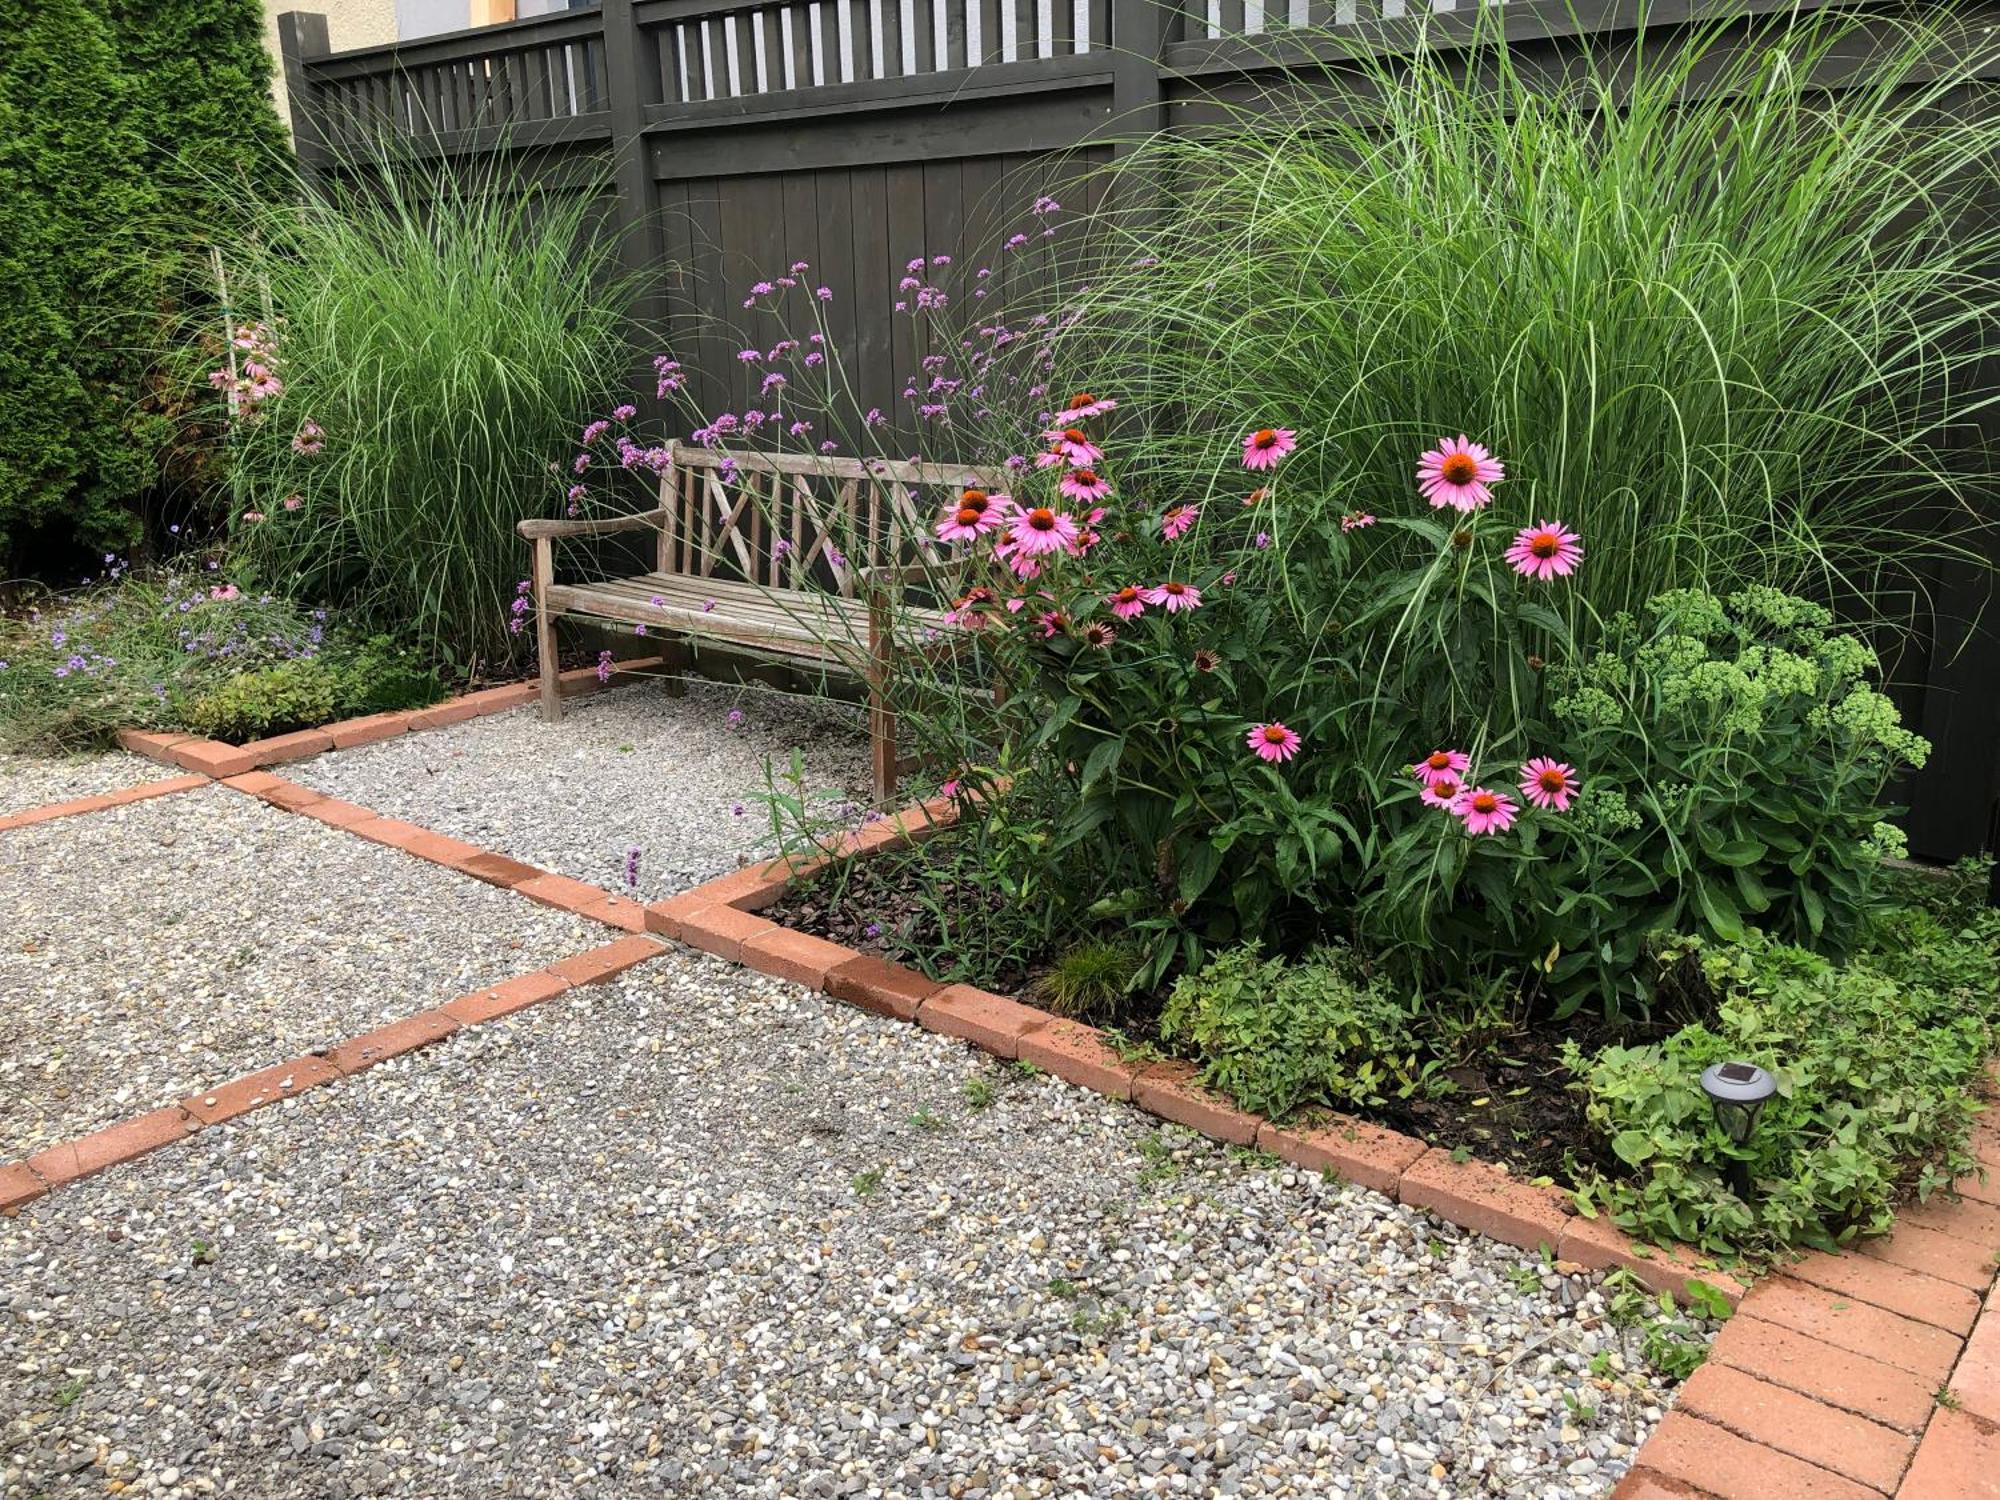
[288,681,873,901]
[0,785,598,1160]
[1,954,1681,1499]
[0,749,178,817]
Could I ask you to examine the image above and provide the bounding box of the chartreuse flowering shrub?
[1566,895,2000,1259]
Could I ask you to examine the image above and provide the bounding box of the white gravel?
[1,955,1679,1499]
[0,785,599,1160]
[287,681,874,901]
[0,749,179,817]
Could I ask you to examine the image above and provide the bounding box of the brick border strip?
[0,933,664,1216]
[115,656,665,777]
[0,773,208,832]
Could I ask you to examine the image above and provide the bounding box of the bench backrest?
[659,444,1010,597]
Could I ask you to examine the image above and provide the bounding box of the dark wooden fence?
[274,0,2000,869]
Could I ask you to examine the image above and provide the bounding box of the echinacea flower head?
[1505,521,1583,582]
[1058,467,1112,504]
[1081,621,1117,649]
[1340,511,1376,533]
[1419,773,1464,809]
[1061,392,1118,420]
[1162,504,1198,541]
[1242,428,1298,471]
[1412,748,1470,786]
[1417,436,1504,511]
[1140,581,1202,613]
[1008,506,1080,556]
[936,487,1010,542]
[1246,721,1302,763]
[1519,757,1580,811]
[1037,426,1102,467]
[1192,648,1219,673]
[1107,585,1146,620]
[1451,785,1518,836]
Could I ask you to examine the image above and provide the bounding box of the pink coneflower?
[1036,426,1102,467]
[282,494,302,511]
[1412,748,1470,787]
[1505,521,1583,582]
[1107,585,1146,620]
[1417,436,1504,511]
[1519,758,1580,811]
[1246,722,1302,763]
[938,778,961,798]
[1081,620,1117,649]
[1340,511,1376,533]
[1008,506,1079,556]
[1060,392,1118,420]
[1242,487,1267,507]
[936,487,1010,542]
[1161,504,1198,541]
[1452,786,1518,836]
[1192,648,1219,673]
[1242,428,1297,471]
[242,510,265,523]
[1419,773,1464,809]
[1058,468,1112,504]
[1141,581,1202,613]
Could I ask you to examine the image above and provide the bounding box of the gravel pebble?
[0,749,178,817]
[0,784,598,1158]
[0,956,1686,1498]
[288,681,873,899]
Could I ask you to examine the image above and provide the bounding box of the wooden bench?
[518,443,1005,799]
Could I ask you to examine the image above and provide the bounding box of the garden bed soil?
[767,835,1628,1186]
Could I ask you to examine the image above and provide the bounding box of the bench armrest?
[858,559,955,588]
[517,506,670,541]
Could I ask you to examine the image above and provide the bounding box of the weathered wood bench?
[518,443,1004,799]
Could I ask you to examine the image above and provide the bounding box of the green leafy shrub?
[1566,919,2000,1259]
[1159,945,1438,1118]
[177,658,340,741]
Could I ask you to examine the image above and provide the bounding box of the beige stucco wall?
[262,0,399,131]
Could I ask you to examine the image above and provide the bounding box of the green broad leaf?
[1696,827,1768,867]
[1800,882,1827,936]
[1078,735,1125,793]
[1694,879,1745,941]
[1612,1130,1656,1166]
[1178,839,1225,905]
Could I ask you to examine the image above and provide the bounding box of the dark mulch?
[769,838,1632,1185]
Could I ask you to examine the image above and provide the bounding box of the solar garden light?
[1700,1061,1777,1201]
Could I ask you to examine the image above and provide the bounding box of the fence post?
[275,11,332,181]
[1110,0,1168,148]
[597,0,667,378]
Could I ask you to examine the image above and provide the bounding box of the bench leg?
[532,536,561,722]
[659,636,688,697]
[867,588,896,803]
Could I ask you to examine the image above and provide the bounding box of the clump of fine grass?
[220,145,639,674]
[1046,6,2000,650]
[1035,935,1143,1022]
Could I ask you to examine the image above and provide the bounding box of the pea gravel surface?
[0,784,599,1160]
[287,680,873,901]
[2,953,1688,1500]
[0,748,181,817]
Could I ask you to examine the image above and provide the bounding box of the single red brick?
[1635,1411,1881,1500]
[824,954,943,1021]
[322,1010,459,1074]
[1130,1059,1262,1147]
[1556,1214,1747,1306]
[455,851,544,888]
[577,894,649,932]
[455,682,539,714]
[515,872,617,914]
[105,774,208,807]
[1675,1361,1916,1494]
[643,892,715,943]
[0,1162,48,1213]
[115,727,195,763]
[1899,1408,2000,1498]
[238,728,335,766]
[1399,1149,1571,1255]
[1857,1221,1998,1291]
[296,797,378,830]
[1741,1278,1961,1383]
[739,927,854,990]
[686,860,806,913]
[1951,1169,2000,1209]
[1018,1019,1147,1101]
[673,905,778,963]
[168,739,260,777]
[0,794,113,829]
[1257,1116,1429,1197]
[444,970,572,1025]
[404,830,487,867]
[1783,1250,1979,1336]
[548,936,665,989]
[220,770,286,796]
[346,815,429,849]
[181,1055,343,1126]
[1899,1194,2000,1250]
[917,984,1051,1061]
[327,712,412,749]
[26,1108,199,1188]
[407,697,484,730]
[1607,1471,1713,1500]
[1709,1314,1939,1434]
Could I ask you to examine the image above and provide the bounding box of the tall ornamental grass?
[223,152,637,671]
[1046,7,2000,646]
